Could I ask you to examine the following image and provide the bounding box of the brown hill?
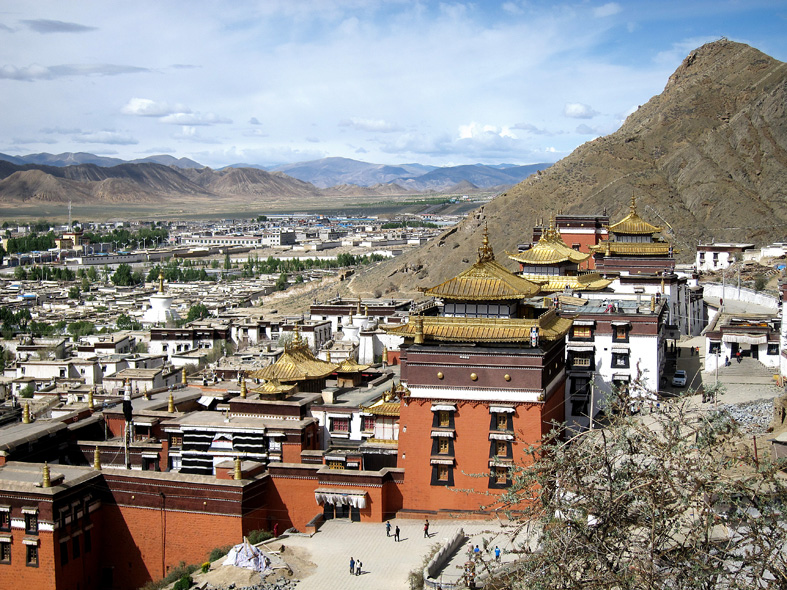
[351,40,787,298]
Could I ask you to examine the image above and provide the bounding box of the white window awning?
[489,405,515,414]
[572,320,595,326]
[314,488,367,509]
[431,404,456,412]
[324,455,345,462]
[723,334,767,345]
[567,344,594,352]
[431,430,454,438]
[612,374,631,382]
[489,459,514,467]
[267,432,286,438]
[611,321,631,327]
[489,433,514,441]
[430,458,455,465]
[611,344,630,351]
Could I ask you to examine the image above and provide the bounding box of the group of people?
[385,520,401,541]
[349,556,363,576]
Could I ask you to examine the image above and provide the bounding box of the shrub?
[172,573,192,590]
[207,545,232,562]
[247,528,273,545]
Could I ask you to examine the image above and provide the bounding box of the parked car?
[671,370,687,387]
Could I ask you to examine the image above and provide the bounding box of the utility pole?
[122,388,133,469]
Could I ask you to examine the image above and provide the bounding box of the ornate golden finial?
[93,447,101,471]
[364,304,368,316]
[326,351,331,363]
[42,462,51,488]
[168,392,175,413]
[158,270,165,294]
[22,402,31,424]
[660,276,665,294]
[233,456,242,480]
[240,378,247,398]
[181,366,187,386]
[650,294,656,312]
[144,386,149,400]
[477,223,495,263]
[413,314,424,344]
[382,345,388,366]
[630,194,637,214]
[357,295,362,314]
[292,324,303,349]
[88,386,95,410]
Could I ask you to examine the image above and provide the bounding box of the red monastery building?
[387,231,572,516]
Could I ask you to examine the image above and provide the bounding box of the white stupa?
[142,272,180,326]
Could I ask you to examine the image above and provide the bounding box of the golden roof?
[509,219,589,265]
[249,378,297,397]
[247,327,338,382]
[518,272,613,292]
[364,401,401,417]
[384,309,572,343]
[608,196,662,235]
[335,357,371,373]
[589,242,675,257]
[422,228,541,301]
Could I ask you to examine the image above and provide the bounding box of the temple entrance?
[315,488,366,522]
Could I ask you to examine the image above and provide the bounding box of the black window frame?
[570,325,594,341]
[60,541,68,566]
[430,464,454,486]
[488,465,511,489]
[24,513,38,535]
[430,436,454,456]
[489,412,512,432]
[612,325,630,343]
[611,352,630,368]
[432,410,455,429]
[0,541,10,564]
[26,544,38,568]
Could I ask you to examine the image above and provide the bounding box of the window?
[709,342,721,354]
[496,441,507,457]
[327,460,344,470]
[72,536,80,559]
[768,343,778,355]
[169,435,183,447]
[438,411,450,427]
[572,326,593,340]
[24,513,38,535]
[362,416,375,432]
[495,467,508,485]
[0,541,10,564]
[439,438,450,454]
[0,510,9,531]
[438,465,449,481]
[611,353,630,368]
[60,541,68,566]
[612,325,629,342]
[84,530,92,554]
[496,413,508,431]
[330,418,350,433]
[26,545,38,567]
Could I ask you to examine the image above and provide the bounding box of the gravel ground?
[716,399,774,434]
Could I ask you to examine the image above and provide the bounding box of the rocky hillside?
[351,40,787,298]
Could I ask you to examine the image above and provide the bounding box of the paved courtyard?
[267,518,513,590]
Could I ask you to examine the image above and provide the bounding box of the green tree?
[111,263,137,286]
[68,285,81,299]
[275,272,289,291]
[68,321,95,338]
[488,391,787,590]
[223,254,231,270]
[116,314,142,331]
[185,303,210,323]
[87,266,98,281]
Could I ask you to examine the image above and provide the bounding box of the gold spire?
[382,345,388,366]
[88,387,95,410]
[357,296,362,314]
[158,271,165,294]
[181,366,187,386]
[233,456,242,480]
[477,223,494,263]
[629,193,637,214]
[93,447,101,471]
[240,378,247,398]
[144,386,149,400]
[326,350,331,363]
[291,324,303,349]
[168,392,175,413]
[414,315,424,344]
[42,462,51,488]
[22,402,30,424]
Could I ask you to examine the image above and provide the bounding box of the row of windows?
[569,352,630,369]
[59,530,92,565]
[571,325,630,342]
[0,543,41,567]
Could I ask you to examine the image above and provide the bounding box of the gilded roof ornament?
[477,223,495,263]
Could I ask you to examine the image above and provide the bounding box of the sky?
[1,1,786,169]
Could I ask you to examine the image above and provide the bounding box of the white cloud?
[339,118,401,133]
[121,98,190,117]
[576,123,602,135]
[12,136,58,145]
[249,117,261,125]
[0,63,149,81]
[593,3,622,18]
[73,131,138,145]
[563,103,599,119]
[160,112,232,125]
[20,19,97,34]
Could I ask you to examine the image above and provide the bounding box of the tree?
[275,272,289,291]
[68,285,81,299]
[68,321,95,338]
[485,390,787,590]
[185,303,210,323]
[111,263,137,286]
[116,314,142,331]
[223,254,231,270]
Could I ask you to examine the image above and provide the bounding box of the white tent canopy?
[222,538,271,572]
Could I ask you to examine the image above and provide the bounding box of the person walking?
[349,556,355,574]
[494,546,501,562]
[386,521,391,537]
[356,560,362,575]
[395,525,400,542]
[424,519,429,538]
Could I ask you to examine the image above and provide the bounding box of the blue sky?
[1,1,785,169]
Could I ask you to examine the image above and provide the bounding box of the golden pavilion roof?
[384,309,572,343]
[360,381,407,417]
[335,357,371,373]
[249,378,297,397]
[608,196,662,235]
[589,241,675,257]
[422,229,541,301]
[509,219,589,265]
[518,272,613,292]
[247,327,338,382]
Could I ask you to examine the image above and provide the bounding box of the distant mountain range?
[0,152,552,200]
